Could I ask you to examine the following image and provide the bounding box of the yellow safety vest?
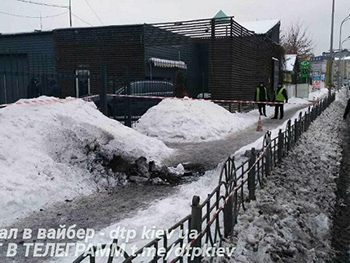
[275,87,285,102]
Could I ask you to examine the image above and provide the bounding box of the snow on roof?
[0,97,172,226]
[284,54,297,71]
[238,19,280,34]
[149,57,187,69]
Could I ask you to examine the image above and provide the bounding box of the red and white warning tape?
[108,94,318,105]
[0,93,319,109]
[0,97,77,108]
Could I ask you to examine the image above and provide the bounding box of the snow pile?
[0,97,173,227]
[309,87,330,100]
[225,92,345,262]
[134,90,329,144]
[134,98,256,143]
[48,91,342,263]
[239,19,280,34]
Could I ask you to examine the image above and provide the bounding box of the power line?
[16,0,68,9]
[0,10,68,19]
[83,0,103,25]
[72,13,93,26]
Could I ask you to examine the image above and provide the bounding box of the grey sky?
[1,0,349,56]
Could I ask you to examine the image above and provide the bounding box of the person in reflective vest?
[254,82,270,117]
[272,82,288,119]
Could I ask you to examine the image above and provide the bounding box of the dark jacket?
[344,99,350,119]
[273,86,288,102]
[254,86,270,102]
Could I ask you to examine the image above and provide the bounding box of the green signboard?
[300,60,310,78]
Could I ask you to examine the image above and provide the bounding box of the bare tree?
[281,22,314,59]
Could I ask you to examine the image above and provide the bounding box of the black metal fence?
[0,55,173,125]
[73,93,335,263]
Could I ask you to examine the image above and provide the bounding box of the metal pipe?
[339,14,350,51]
[329,0,336,95]
[339,36,350,86]
[337,14,350,87]
[69,0,72,27]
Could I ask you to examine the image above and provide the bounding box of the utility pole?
[40,13,42,30]
[338,14,350,87]
[329,0,335,96]
[69,0,72,27]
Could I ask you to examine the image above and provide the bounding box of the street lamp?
[342,36,350,47]
[338,36,350,86]
[337,14,350,87]
[329,0,336,95]
[339,14,350,51]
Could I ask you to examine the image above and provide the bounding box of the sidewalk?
[164,104,309,170]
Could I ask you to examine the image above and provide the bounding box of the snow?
[134,97,255,143]
[134,89,330,143]
[225,90,346,262]
[49,88,339,263]
[0,97,173,227]
[238,19,280,34]
[0,85,341,262]
[149,57,187,69]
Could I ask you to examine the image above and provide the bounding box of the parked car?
[116,80,174,97]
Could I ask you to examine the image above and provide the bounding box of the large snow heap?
[134,98,253,143]
[0,97,173,227]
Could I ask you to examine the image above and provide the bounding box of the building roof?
[238,19,280,34]
[213,10,228,19]
[0,30,52,38]
[284,54,297,71]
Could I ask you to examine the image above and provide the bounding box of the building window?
[75,69,90,97]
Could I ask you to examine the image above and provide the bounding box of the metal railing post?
[277,129,283,163]
[286,120,291,152]
[248,148,256,201]
[294,118,298,143]
[299,112,303,132]
[224,193,233,238]
[99,64,108,116]
[264,132,272,176]
[224,158,234,238]
[126,69,132,127]
[190,196,202,263]
[306,107,311,130]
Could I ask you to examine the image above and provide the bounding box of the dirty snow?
[49,88,341,263]
[134,88,329,143]
[0,86,338,263]
[224,90,346,262]
[0,97,173,227]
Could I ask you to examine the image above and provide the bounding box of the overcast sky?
[1,0,349,56]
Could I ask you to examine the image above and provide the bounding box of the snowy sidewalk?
[0,90,330,263]
[225,91,347,262]
[164,103,310,170]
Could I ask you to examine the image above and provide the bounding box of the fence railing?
[73,92,336,263]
